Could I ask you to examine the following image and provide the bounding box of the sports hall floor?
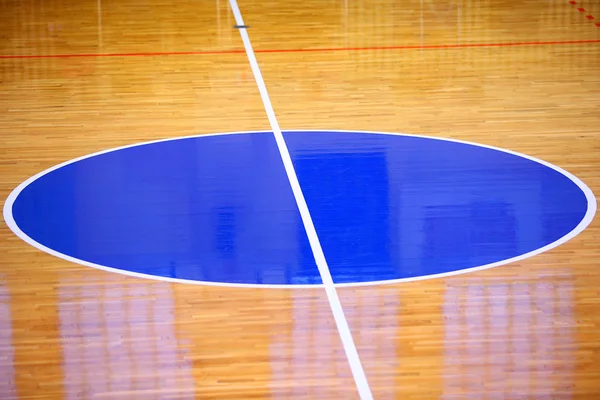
[1,0,600,399]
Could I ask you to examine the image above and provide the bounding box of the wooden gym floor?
[1,0,600,398]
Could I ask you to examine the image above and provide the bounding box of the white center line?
[227,1,373,399]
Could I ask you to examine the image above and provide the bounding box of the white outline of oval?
[2,130,597,289]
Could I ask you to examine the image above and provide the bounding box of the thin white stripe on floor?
[227,1,373,398]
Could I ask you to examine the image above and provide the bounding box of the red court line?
[0,49,245,59]
[254,39,600,53]
[568,1,600,27]
[1,39,600,60]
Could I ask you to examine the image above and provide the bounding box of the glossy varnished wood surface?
[1,0,599,398]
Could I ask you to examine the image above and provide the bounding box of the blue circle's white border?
[3,130,597,289]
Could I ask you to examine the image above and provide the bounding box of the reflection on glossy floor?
[1,0,600,398]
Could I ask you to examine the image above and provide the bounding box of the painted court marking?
[569,1,600,27]
[3,129,596,288]
[227,2,373,400]
[3,129,596,289]
[1,39,600,59]
[227,1,373,399]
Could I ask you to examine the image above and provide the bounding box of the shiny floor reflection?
[0,282,16,399]
[442,275,574,398]
[58,278,195,398]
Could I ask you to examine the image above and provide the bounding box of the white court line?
[226,1,373,399]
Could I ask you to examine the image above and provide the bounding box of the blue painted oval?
[3,131,595,287]
[284,131,595,285]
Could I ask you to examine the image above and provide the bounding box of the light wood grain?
[1,0,599,398]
